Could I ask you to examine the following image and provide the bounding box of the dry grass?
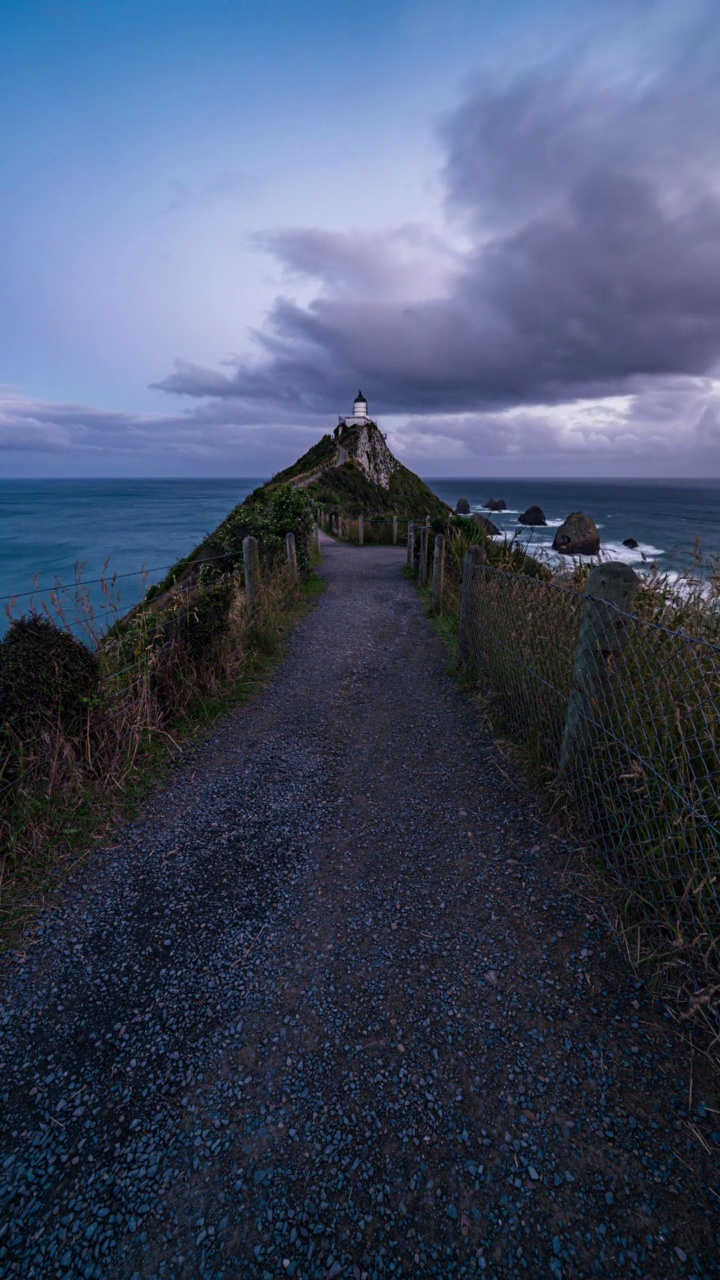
[0,559,321,950]
[416,523,720,1057]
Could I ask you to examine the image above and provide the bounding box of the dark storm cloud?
[155,25,720,420]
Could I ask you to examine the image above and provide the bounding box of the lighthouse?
[341,390,369,427]
[353,390,368,420]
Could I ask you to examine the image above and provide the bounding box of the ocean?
[0,479,263,639]
[429,477,720,577]
[1,477,719,638]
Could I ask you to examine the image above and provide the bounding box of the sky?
[2,0,720,479]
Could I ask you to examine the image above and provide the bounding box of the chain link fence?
[454,555,720,1028]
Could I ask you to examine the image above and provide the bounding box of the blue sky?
[2,0,720,477]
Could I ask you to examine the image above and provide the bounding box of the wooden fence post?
[432,534,445,612]
[358,514,364,546]
[339,515,344,539]
[425,515,431,528]
[285,531,298,577]
[313,522,320,554]
[458,544,487,668]
[406,520,415,567]
[392,514,398,545]
[242,535,261,618]
[559,562,639,773]
[418,526,429,585]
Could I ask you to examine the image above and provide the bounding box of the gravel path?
[1,534,718,1280]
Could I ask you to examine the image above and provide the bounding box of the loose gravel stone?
[1,534,719,1278]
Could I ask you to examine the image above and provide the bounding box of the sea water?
[0,479,263,639]
[1,476,719,638]
[428,477,720,576]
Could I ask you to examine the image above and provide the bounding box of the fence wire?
[458,560,720,1013]
[0,566,249,811]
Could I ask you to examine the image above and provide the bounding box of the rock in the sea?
[483,498,507,512]
[472,512,500,537]
[623,537,638,549]
[517,505,547,526]
[553,512,600,555]
[455,497,470,514]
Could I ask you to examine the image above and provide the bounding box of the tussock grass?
[0,559,323,952]
[413,521,720,1052]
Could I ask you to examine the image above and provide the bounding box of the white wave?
[490,536,667,567]
[662,571,716,604]
[503,516,565,527]
[471,506,521,516]
[601,540,665,564]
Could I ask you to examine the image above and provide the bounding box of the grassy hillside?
[308,459,448,517]
[139,420,447,605]
[270,434,338,486]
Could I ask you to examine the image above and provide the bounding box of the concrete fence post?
[458,544,487,669]
[358,514,364,546]
[392,514,398,545]
[407,520,415,567]
[338,515,344,539]
[285,531,298,577]
[559,562,639,773]
[418,526,429,586]
[242,535,261,618]
[425,515,431,528]
[313,522,320,554]
[432,533,445,612]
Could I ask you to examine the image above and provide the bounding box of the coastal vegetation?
[269,421,448,519]
[0,484,319,949]
[412,517,720,1045]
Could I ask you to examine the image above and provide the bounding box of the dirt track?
[0,533,717,1279]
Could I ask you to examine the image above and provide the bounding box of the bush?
[0,615,101,735]
[180,578,235,663]
[217,484,315,576]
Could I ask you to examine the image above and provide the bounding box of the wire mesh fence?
[449,552,720,1026]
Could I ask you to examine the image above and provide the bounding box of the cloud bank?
[0,386,323,477]
[150,27,720,472]
[5,20,720,477]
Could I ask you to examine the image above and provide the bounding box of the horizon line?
[2,474,720,483]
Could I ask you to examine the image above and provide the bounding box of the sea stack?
[455,497,470,514]
[553,512,600,556]
[472,512,500,536]
[484,498,507,512]
[517,505,547,526]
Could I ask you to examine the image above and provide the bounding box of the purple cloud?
[153,25,720,426]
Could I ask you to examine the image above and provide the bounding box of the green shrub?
[0,615,101,735]
[180,578,235,663]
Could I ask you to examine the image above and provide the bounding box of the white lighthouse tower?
[343,390,369,426]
